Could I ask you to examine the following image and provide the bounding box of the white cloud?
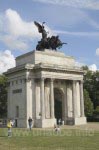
[5,9,39,38]
[1,9,40,50]
[96,48,99,56]
[89,64,97,71]
[75,61,98,71]
[0,35,28,50]
[0,50,15,74]
[0,9,52,50]
[54,30,99,37]
[32,0,99,10]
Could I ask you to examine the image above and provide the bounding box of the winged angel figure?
[34,21,47,42]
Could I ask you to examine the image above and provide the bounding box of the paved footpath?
[61,122,99,131]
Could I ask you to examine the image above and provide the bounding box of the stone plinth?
[16,49,75,67]
[35,118,56,128]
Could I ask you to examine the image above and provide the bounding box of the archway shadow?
[54,88,64,125]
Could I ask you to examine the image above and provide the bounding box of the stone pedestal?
[66,117,86,125]
[74,117,87,125]
[35,118,56,128]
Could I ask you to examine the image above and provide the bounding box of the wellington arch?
[5,49,86,128]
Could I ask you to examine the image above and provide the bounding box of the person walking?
[28,117,33,131]
[7,119,12,137]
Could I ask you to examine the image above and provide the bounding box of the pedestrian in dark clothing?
[28,117,33,130]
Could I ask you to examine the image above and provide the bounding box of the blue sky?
[0,0,99,73]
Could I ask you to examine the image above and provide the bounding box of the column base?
[66,117,87,125]
[35,118,56,128]
[74,117,87,125]
[66,117,74,125]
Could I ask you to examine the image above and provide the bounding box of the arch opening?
[54,88,63,123]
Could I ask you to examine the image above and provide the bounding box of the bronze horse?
[36,36,66,51]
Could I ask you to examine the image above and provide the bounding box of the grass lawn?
[0,127,99,150]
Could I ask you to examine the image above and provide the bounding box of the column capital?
[40,77,45,81]
[72,80,77,83]
[80,80,84,84]
[32,78,35,83]
[50,78,54,82]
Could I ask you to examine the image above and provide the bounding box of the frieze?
[33,67,83,75]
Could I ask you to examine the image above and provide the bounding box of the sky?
[0,0,99,74]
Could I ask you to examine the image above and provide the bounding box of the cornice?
[4,62,84,76]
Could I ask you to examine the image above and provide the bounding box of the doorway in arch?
[54,88,63,124]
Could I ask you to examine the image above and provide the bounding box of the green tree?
[84,89,94,117]
[81,65,89,71]
[0,75,7,118]
[93,106,99,115]
[82,66,99,108]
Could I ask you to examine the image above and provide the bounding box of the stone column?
[32,79,36,119]
[72,80,77,117]
[76,81,81,117]
[80,80,85,117]
[62,82,67,124]
[50,79,55,118]
[7,82,10,118]
[26,75,32,122]
[40,78,45,119]
[66,81,73,118]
